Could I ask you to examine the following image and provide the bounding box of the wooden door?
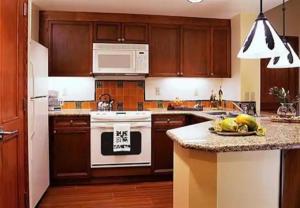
[182,26,210,77]
[149,24,181,77]
[122,23,148,43]
[261,37,299,112]
[49,21,93,76]
[211,27,231,77]
[0,0,27,207]
[94,22,122,43]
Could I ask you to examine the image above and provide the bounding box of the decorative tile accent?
[117,102,124,111]
[117,80,123,88]
[75,101,82,109]
[96,80,102,88]
[61,80,237,111]
[137,102,144,111]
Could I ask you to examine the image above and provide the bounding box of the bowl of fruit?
[209,114,266,136]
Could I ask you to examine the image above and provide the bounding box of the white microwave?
[93,43,149,75]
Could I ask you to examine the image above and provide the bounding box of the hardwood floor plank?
[38,181,172,208]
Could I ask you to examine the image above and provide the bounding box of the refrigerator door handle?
[30,96,48,99]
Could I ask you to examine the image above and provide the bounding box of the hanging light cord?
[282,0,286,38]
[260,0,263,14]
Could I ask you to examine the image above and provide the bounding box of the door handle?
[0,129,18,140]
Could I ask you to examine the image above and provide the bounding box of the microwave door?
[93,50,136,74]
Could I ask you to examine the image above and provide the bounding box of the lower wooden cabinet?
[281,149,300,208]
[152,115,187,175]
[49,116,90,183]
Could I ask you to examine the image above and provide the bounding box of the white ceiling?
[32,0,284,19]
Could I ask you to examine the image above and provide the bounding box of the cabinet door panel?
[149,25,181,76]
[211,27,231,77]
[152,115,186,175]
[94,22,121,42]
[49,21,93,76]
[50,129,90,180]
[123,23,148,43]
[182,26,210,77]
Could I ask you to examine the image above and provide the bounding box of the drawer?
[53,116,90,128]
[152,115,186,129]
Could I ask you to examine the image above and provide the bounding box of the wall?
[145,78,224,101]
[223,13,261,113]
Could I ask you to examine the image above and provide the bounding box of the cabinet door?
[281,149,300,208]
[50,129,90,180]
[211,27,231,78]
[122,23,148,43]
[182,26,210,77]
[49,21,93,76]
[94,22,122,43]
[152,115,186,175]
[149,25,181,76]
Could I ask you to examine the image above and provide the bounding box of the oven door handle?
[91,123,151,129]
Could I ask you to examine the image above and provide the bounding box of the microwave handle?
[91,123,151,129]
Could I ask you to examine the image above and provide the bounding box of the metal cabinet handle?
[210,72,214,76]
[53,130,57,134]
[167,119,171,123]
[0,129,18,139]
[117,38,122,42]
[122,38,125,42]
[70,120,73,124]
[177,72,180,76]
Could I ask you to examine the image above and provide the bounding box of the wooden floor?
[38,181,173,208]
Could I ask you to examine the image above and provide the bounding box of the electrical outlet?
[250,92,256,101]
[155,87,160,96]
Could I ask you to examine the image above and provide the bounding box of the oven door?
[93,49,136,74]
[91,122,151,168]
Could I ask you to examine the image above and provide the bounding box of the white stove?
[90,111,152,168]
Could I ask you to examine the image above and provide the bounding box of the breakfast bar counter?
[167,118,300,208]
[167,118,300,152]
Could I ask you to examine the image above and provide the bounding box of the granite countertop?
[167,118,300,153]
[48,109,92,116]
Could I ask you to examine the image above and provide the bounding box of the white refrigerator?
[28,40,49,208]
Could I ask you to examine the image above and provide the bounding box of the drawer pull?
[70,120,73,125]
[53,130,57,134]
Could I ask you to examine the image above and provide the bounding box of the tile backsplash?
[61,80,236,111]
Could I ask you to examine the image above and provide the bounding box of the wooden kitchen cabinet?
[49,116,90,183]
[152,115,187,175]
[281,149,300,208]
[149,24,181,77]
[49,21,93,76]
[182,26,211,77]
[210,27,231,77]
[94,22,148,43]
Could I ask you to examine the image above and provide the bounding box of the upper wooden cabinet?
[182,26,211,77]
[94,22,148,43]
[149,24,181,77]
[40,11,231,77]
[49,21,93,76]
[94,22,121,42]
[211,27,231,77]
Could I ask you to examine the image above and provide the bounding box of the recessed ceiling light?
[187,0,204,3]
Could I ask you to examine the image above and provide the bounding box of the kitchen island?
[167,118,300,208]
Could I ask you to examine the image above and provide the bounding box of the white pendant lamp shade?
[238,14,288,59]
[268,39,300,68]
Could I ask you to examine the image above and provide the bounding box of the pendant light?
[238,0,288,59]
[267,0,300,68]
